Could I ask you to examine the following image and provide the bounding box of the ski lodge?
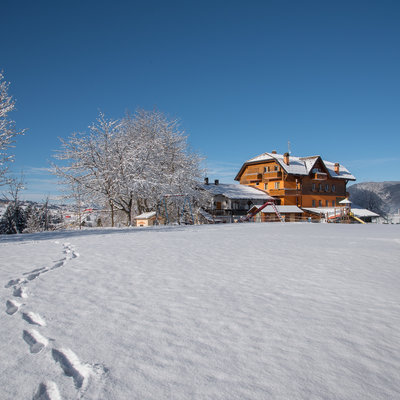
[235,151,356,208]
[202,151,378,223]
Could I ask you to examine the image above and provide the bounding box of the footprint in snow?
[23,267,46,276]
[51,261,65,270]
[27,272,41,281]
[13,286,28,298]
[5,278,20,288]
[6,299,21,315]
[23,329,48,354]
[52,348,91,389]
[22,311,46,326]
[33,380,61,400]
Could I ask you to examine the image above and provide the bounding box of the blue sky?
[1,0,399,201]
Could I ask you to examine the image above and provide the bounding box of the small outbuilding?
[134,211,157,227]
[260,205,304,222]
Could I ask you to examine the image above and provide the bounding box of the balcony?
[245,173,262,182]
[268,188,301,197]
[263,171,282,179]
[313,172,328,180]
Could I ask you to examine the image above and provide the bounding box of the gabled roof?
[201,183,274,201]
[235,152,356,181]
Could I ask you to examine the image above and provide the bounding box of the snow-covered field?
[1,223,400,400]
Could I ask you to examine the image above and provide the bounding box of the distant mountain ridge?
[348,181,400,214]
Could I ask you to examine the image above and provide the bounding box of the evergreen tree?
[0,202,27,234]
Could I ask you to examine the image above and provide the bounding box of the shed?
[134,211,157,227]
[260,205,304,222]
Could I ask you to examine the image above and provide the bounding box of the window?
[255,182,259,186]
[312,183,316,192]
[264,167,268,173]
[319,200,322,207]
[332,184,336,192]
[264,183,268,190]
[274,165,279,171]
[319,183,322,192]
[326,200,329,207]
[312,200,316,207]
[274,182,280,189]
[325,184,329,191]
[332,200,335,207]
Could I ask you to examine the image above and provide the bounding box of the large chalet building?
[235,151,356,208]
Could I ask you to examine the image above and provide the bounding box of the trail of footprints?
[4,242,106,399]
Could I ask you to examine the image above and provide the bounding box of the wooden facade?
[235,152,355,208]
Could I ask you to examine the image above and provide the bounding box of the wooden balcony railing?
[263,171,282,179]
[313,172,328,180]
[268,188,301,196]
[244,173,262,182]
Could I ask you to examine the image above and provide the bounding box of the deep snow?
[1,223,400,399]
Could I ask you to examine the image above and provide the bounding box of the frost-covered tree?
[53,113,121,226]
[53,109,205,226]
[111,110,204,222]
[0,72,25,185]
[23,198,63,233]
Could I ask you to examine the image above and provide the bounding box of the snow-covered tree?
[0,72,25,185]
[52,113,121,226]
[23,198,63,233]
[0,178,27,234]
[53,109,205,226]
[0,201,27,234]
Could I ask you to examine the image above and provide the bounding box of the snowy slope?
[1,224,400,399]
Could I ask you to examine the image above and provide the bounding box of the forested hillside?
[348,181,400,214]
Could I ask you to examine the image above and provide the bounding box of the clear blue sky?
[1,0,399,201]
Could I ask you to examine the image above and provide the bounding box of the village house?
[235,151,356,208]
[201,179,274,222]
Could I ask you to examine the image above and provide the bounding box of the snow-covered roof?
[260,205,303,214]
[134,211,156,219]
[339,198,352,204]
[303,207,380,218]
[352,208,380,217]
[236,152,356,181]
[303,207,338,215]
[202,183,274,200]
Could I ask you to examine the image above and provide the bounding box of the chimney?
[214,179,219,185]
[204,177,209,185]
[271,150,277,154]
[334,163,340,174]
[283,152,290,165]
